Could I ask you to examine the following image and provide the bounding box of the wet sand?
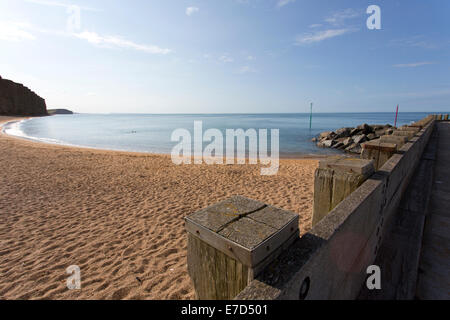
[0,116,318,299]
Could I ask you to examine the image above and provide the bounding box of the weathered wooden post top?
[361,139,397,170]
[392,130,416,140]
[398,126,421,133]
[379,135,408,149]
[185,195,299,299]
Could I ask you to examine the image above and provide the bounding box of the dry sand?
[0,116,318,300]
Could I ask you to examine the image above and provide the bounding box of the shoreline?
[0,117,331,160]
[0,115,319,299]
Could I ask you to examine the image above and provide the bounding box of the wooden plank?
[187,233,249,299]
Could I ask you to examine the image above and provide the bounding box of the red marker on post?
[394,104,399,127]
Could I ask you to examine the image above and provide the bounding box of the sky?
[0,0,449,113]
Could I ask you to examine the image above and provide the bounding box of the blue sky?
[0,0,449,113]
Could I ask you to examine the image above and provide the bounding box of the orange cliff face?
[0,75,48,116]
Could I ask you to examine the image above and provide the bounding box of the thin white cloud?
[393,62,435,68]
[237,66,257,74]
[370,88,450,99]
[325,8,360,26]
[24,0,99,11]
[219,54,234,63]
[0,18,171,55]
[74,31,172,54]
[0,22,35,42]
[296,9,360,46]
[389,36,438,49]
[186,7,199,16]
[246,55,255,60]
[295,28,354,45]
[277,0,295,8]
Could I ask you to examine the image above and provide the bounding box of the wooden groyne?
[185,114,448,300]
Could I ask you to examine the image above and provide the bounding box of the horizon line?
[65,111,446,115]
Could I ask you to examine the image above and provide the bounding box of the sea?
[3,113,431,157]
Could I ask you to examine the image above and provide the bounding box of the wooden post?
[361,139,397,170]
[445,114,449,121]
[413,115,433,127]
[312,157,375,227]
[185,196,299,300]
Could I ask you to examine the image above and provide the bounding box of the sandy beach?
[0,116,318,300]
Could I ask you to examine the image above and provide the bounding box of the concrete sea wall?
[234,117,435,299]
[183,115,445,299]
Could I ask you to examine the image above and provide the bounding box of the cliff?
[0,75,48,116]
[48,109,74,115]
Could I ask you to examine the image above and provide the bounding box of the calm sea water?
[4,113,431,157]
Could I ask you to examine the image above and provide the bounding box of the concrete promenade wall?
[236,119,435,300]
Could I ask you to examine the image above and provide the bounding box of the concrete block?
[185,195,299,299]
[278,177,385,300]
[235,116,435,301]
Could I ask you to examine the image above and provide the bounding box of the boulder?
[334,127,352,139]
[350,128,362,136]
[357,123,374,134]
[343,137,353,147]
[353,134,368,144]
[345,143,362,154]
[319,131,335,139]
[367,133,377,140]
[372,125,385,131]
[322,140,335,148]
